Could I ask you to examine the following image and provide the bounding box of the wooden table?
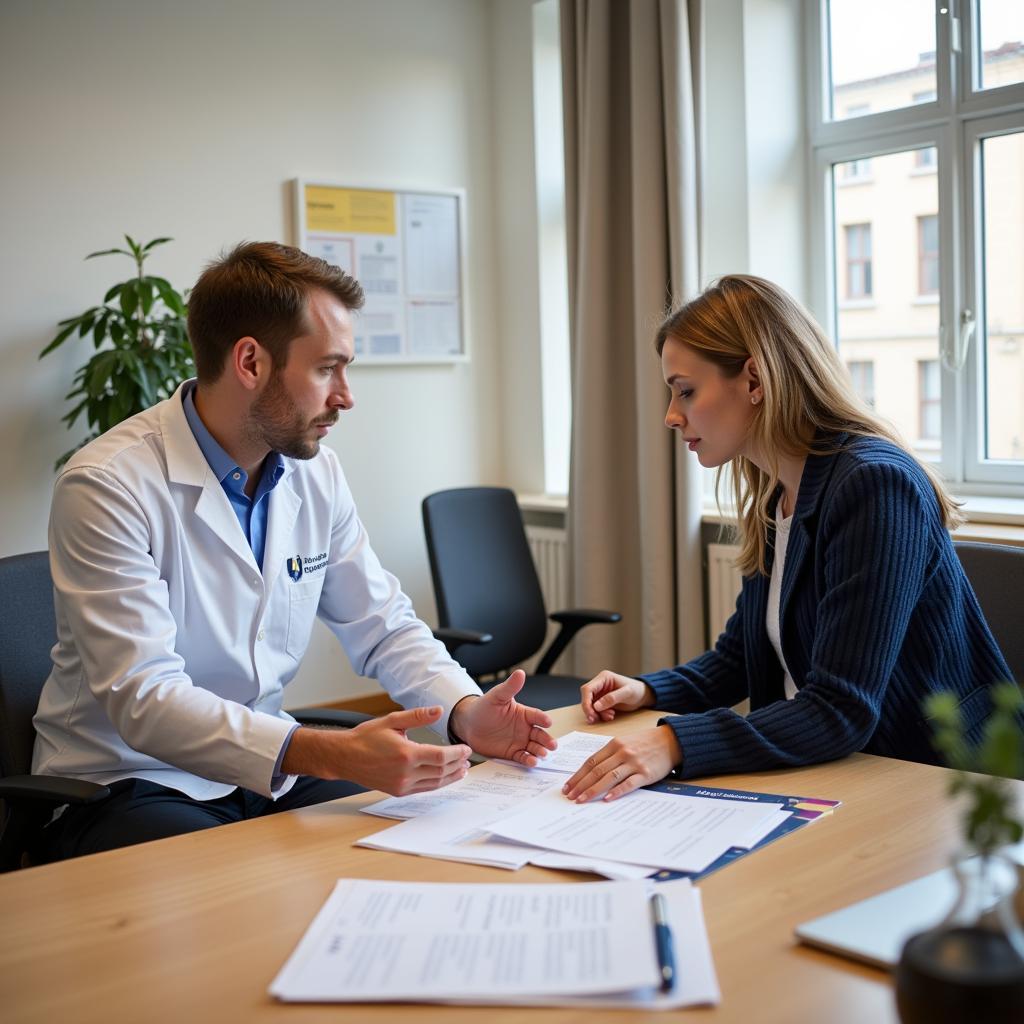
[0,706,986,1023]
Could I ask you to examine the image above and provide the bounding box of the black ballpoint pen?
[650,892,677,992]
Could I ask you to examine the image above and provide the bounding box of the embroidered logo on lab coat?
[287,556,303,581]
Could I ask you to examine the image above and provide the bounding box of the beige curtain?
[561,0,704,678]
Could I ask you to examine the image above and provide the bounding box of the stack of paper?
[270,877,720,1009]
[356,731,798,878]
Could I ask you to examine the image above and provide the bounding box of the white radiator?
[525,524,568,613]
[524,527,742,657]
[707,543,743,645]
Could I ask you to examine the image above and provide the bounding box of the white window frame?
[806,0,1024,496]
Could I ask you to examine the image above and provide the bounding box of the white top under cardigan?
[766,502,798,700]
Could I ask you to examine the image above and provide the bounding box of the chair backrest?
[954,540,1024,685]
[0,551,56,779]
[422,488,548,676]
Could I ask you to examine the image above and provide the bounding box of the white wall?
[490,0,548,495]
[702,0,809,302]
[0,0,504,705]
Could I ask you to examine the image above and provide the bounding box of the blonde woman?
[563,275,1012,803]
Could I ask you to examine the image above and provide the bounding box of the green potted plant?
[895,681,1024,1023]
[41,235,194,469]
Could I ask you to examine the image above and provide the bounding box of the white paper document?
[357,803,534,869]
[494,730,611,775]
[269,877,719,1009]
[362,760,561,821]
[487,787,787,874]
[359,801,665,878]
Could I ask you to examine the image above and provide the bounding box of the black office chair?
[955,540,1024,684]
[0,551,111,871]
[422,487,621,710]
[0,550,371,871]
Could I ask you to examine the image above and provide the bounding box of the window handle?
[942,308,975,372]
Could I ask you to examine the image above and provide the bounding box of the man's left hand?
[450,670,557,766]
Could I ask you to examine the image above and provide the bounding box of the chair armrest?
[290,708,376,729]
[549,608,622,627]
[433,627,493,657]
[537,608,622,674]
[0,775,111,805]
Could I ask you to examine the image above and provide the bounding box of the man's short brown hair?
[187,241,364,382]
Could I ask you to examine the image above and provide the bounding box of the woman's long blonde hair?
[656,275,963,576]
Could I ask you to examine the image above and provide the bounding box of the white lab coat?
[32,382,480,799]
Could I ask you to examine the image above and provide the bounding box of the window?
[840,157,872,182]
[913,145,937,170]
[917,215,939,296]
[842,103,872,121]
[918,360,941,443]
[844,224,872,299]
[827,4,935,120]
[978,1,1024,90]
[810,1,1024,492]
[847,360,876,407]
[980,131,1024,462]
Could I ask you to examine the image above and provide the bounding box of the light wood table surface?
[0,705,990,1023]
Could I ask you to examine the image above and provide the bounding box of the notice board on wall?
[293,179,467,364]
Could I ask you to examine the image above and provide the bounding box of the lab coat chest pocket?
[286,579,323,660]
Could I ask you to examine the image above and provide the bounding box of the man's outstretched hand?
[449,669,557,766]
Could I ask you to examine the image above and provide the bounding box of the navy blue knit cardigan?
[641,434,1012,778]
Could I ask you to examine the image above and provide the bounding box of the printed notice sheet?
[269,878,719,1008]
[297,181,464,361]
[486,787,788,873]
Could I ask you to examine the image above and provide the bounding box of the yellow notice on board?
[305,186,396,235]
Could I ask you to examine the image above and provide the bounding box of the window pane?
[832,149,941,461]
[977,2,1024,91]
[828,0,935,121]
[918,360,941,440]
[843,223,872,298]
[847,360,876,407]
[917,215,939,295]
[913,145,937,170]
[981,131,1024,461]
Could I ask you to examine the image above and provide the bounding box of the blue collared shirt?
[182,383,285,570]
[181,383,297,787]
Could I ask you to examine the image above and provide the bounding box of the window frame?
[807,0,1024,497]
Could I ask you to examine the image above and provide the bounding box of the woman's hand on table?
[561,725,682,802]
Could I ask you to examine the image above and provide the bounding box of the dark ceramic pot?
[895,853,1024,1024]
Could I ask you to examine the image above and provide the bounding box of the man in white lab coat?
[33,241,555,860]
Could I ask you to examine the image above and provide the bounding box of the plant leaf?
[60,397,90,428]
[119,280,137,319]
[138,278,155,317]
[85,248,130,260]
[39,321,81,357]
[103,282,124,303]
[153,279,187,316]
[86,351,118,397]
[141,237,173,252]
[94,313,110,348]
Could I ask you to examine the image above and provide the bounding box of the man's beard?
[245,371,335,460]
